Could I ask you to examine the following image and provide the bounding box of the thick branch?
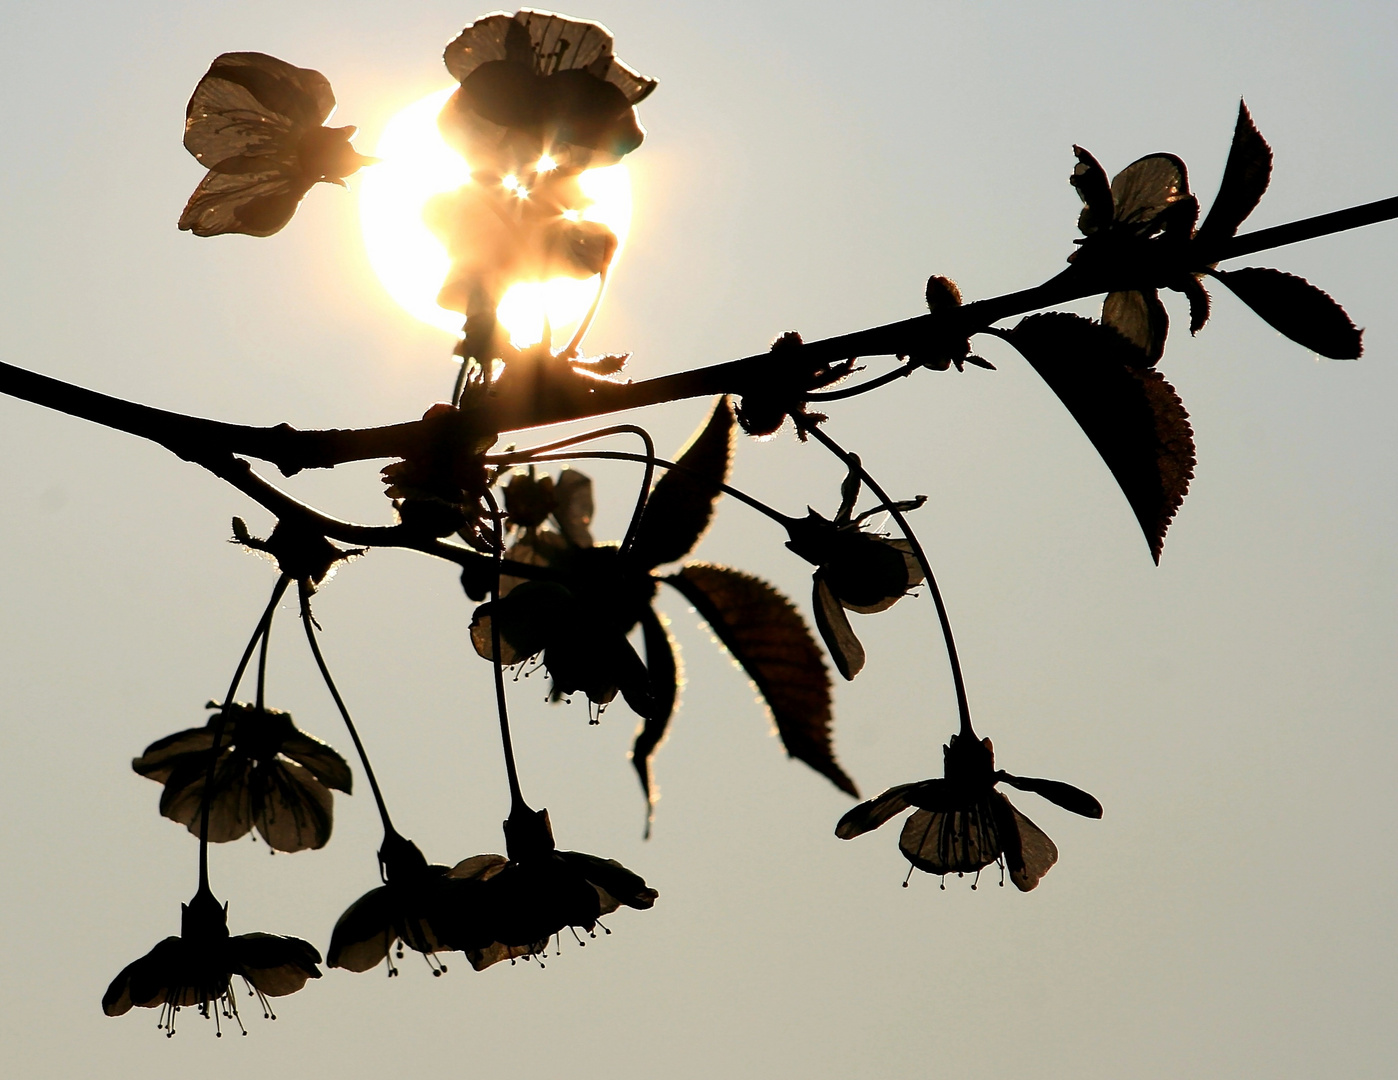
[2,195,1394,476]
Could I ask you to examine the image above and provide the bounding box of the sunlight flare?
[359,88,631,346]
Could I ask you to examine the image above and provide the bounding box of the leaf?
[812,575,865,680]
[999,313,1197,563]
[665,563,856,796]
[631,605,680,836]
[628,397,735,569]
[998,772,1103,818]
[1197,100,1273,247]
[1211,267,1362,359]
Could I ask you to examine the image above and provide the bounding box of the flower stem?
[255,606,272,712]
[481,486,526,812]
[198,573,291,894]
[298,581,396,835]
[799,421,975,739]
[514,448,794,529]
[488,423,656,553]
[557,268,609,361]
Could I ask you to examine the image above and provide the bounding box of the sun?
[358,87,632,347]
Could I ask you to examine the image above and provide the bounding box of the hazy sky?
[1,2,1395,1077]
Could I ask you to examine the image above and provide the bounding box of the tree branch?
[2,195,1393,478]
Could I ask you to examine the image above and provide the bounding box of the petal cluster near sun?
[358,87,632,347]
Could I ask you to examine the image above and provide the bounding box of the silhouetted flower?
[179,52,374,237]
[103,886,321,1036]
[426,173,618,317]
[836,731,1101,891]
[327,830,488,977]
[1069,147,1202,362]
[133,701,351,853]
[443,801,658,970]
[784,461,924,680]
[438,9,656,173]
[470,468,655,716]
[381,402,498,544]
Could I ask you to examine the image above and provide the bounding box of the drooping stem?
[557,267,609,362]
[298,581,396,835]
[800,421,975,739]
[490,424,656,553]
[255,605,272,712]
[198,573,291,894]
[512,448,793,529]
[481,487,526,811]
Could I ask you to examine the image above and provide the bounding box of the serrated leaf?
[629,397,735,569]
[665,563,856,796]
[631,605,680,837]
[1197,101,1273,247]
[1181,275,1211,335]
[1212,267,1362,359]
[1000,313,1197,563]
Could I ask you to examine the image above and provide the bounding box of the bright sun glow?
[359,87,632,346]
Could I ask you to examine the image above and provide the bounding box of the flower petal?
[552,469,595,549]
[251,760,335,853]
[1000,798,1059,892]
[232,932,323,996]
[1070,146,1114,236]
[898,801,1003,875]
[813,575,865,680]
[835,782,922,839]
[1109,153,1191,231]
[1102,289,1169,364]
[327,886,395,972]
[160,756,255,843]
[997,772,1103,818]
[132,726,217,784]
[278,729,353,793]
[557,851,658,913]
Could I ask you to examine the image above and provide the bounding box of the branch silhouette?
[1,196,1392,485]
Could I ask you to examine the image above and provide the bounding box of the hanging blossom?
[470,468,655,716]
[103,887,321,1036]
[836,730,1102,891]
[783,459,925,680]
[132,701,352,853]
[443,801,659,970]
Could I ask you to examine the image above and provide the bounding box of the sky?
[0,1,1395,1077]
